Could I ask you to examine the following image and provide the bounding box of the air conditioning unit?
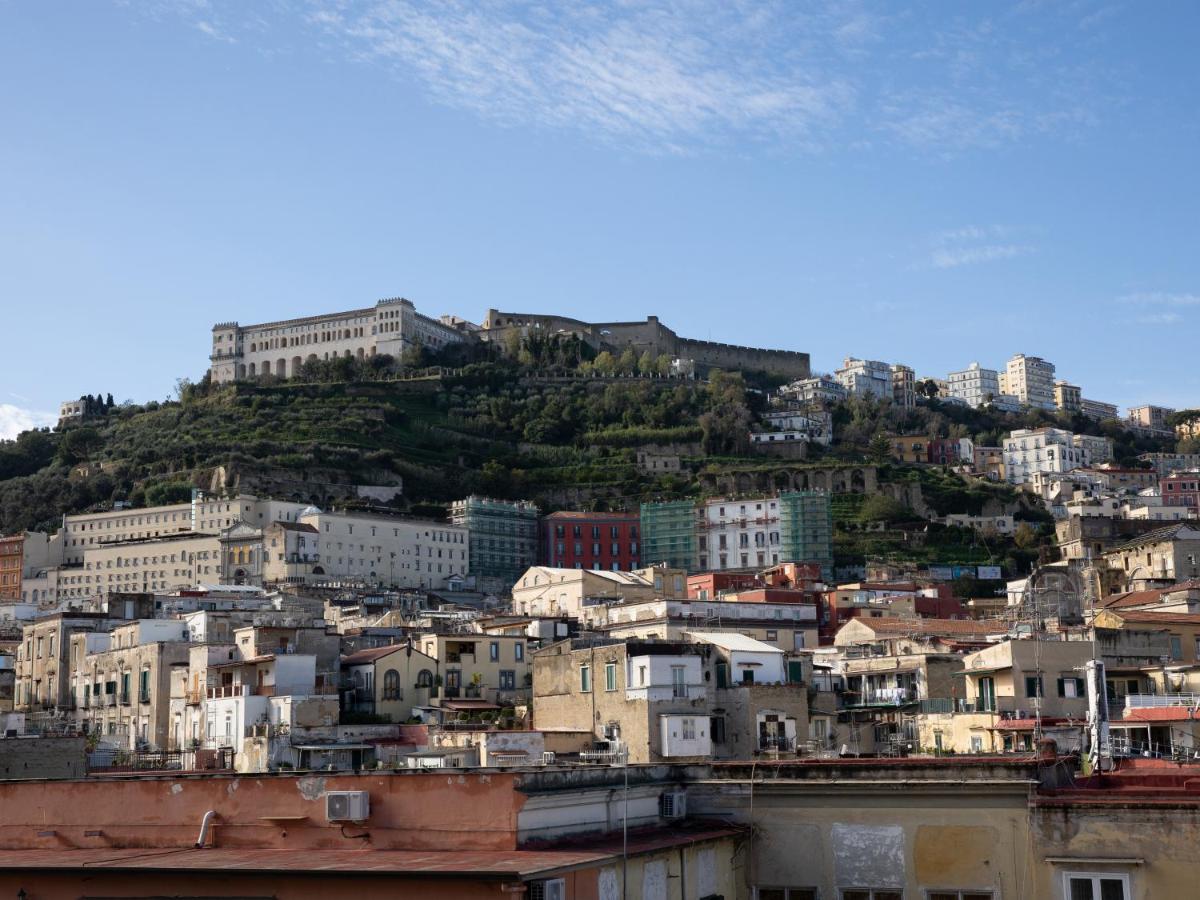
[528,878,566,900]
[325,790,370,822]
[659,790,687,819]
[541,751,556,765]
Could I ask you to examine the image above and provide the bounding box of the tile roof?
[1110,523,1200,552]
[341,644,410,665]
[1104,610,1200,627]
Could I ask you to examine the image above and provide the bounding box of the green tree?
[1013,522,1039,549]
[637,350,656,376]
[617,348,638,375]
[867,432,893,464]
[856,493,910,525]
[593,351,616,376]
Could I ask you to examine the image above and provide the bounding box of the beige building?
[1102,523,1200,591]
[68,620,191,750]
[916,638,1092,754]
[341,642,438,723]
[1054,380,1082,413]
[1001,352,1056,410]
[415,632,531,718]
[209,297,470,383]
[510,566,660,617]
[57,532,222,602]
[13,611,141,714]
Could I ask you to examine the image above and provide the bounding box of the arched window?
[416,669,434,688]
[383,669,401,700]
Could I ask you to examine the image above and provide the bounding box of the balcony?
[207,684,249,700]
[139,691,151,704]
[758,735,795,753]
[844,686,917,707]
[103,694,116,707]
[1125,692,1200,709]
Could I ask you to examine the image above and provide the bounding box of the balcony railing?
[1125,693,1200,709]
[845,687,917,707]
[207,685,249,699]
[103,694,116,707]
[579,747,629,765]
[759,735,795,752]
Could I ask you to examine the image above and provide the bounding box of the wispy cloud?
[136,0,1126,155]
[1117,291,1200,307]
[0,404,55,441]
[921,225,1035,270]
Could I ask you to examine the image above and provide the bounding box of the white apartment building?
[1001,354,1056,410]
[697,497,780,571]
[946,362,1000,409]
[298,509,469,590]
[778,375,847,407]
[834,358,892,401]
[1074,434,1115,464]
[209,297,471,383]
[1003,427,1088,485]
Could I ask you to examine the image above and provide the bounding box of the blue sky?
[2,1,1198,438]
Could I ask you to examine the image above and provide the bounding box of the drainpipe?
[195,810,218,848]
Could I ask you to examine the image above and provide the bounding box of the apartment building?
[68,619,190,750]
[589,596,819,651]
[778,374,848,407]
[890,363,916,408]
[1103,524,1200,591]
[1128,404,1175,432]
[1073,433,1115,464]
[1054,380,1082,413]
[449,496,538,587]
[1001,353,1056,410]
[946,362,1000,408]
[539,510,640,572]
[1002,427,1087,484]
[13,610,140,713]
[1080,397,1120,421]
[511,566,659,617]
[834,357,892,400]
[415,632,531,717]
[1162,471,1200,509]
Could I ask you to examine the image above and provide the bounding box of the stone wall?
[0,736,86,780]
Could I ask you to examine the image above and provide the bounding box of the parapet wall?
[483,309,809,378]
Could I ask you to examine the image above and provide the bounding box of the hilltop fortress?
[208,299,809,383]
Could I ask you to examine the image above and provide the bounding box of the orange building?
[0,768,741,898]
[0,534,22,601]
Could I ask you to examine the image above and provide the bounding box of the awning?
[441,699,502,710]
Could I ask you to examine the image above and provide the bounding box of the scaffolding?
[448,496,539,585]
[639,500,698,571]
[778,490,833,579]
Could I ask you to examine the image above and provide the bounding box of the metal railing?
[87,748,233,773]
[845,687,917,706]
[579,747,629,765]
[1125,693,1200,709]
[759,735,795,752]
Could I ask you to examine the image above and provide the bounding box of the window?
[757,890,817,900]
[490,642,500,661]
[671,665,687,698]
[382,669,401,700]
[1025,675,1044,698]
[842,892,902,900]
[1058,677,1085,699]
[681,717,696,740]
[580,665,591,693]
[1170,635,1183,660]
[605,662,617,691]
[499,670,516,690]
[1063,873,1129,900]
[515,643,525,662]
[927,892,994,900]
[711,716,727,744]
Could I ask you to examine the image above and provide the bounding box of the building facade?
[1080,397,1120,421]
[946,362,1000,409]
[1001,353,1056,410]
[1162,472,1200,509]
[539,511,640,572]
[1054,380,1082,413]
[640,501,698,571]
[209,298,470,383]
[1002,427,1087,484]
[834,357,893,401]
[450,496,539,587]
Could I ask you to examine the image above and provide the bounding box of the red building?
[540,511,640,571]
[1162,472,1200,509]
[687,571,760,599]
[926,438,964,466]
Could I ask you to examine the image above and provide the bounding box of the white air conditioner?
[659,790,687,819]
[528,878,566,900]
[541,751,556,765]
[325,790,370,821]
